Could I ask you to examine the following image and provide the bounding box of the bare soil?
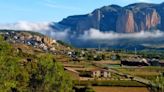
[93,86,149,92]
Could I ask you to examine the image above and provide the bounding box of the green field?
[113,67,164,81]
[74,80,146,87]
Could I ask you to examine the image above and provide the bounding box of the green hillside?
[0,35,73,92]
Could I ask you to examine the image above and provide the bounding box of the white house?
[90,69,111,78]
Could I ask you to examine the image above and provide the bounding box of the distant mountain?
[49,2,164,49]
[56,2,164,33]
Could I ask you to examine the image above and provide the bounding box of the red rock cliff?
[116,10,136,33]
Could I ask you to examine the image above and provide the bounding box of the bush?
[85,86,95,92]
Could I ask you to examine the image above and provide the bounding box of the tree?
[115,54,121,60]
[0,36,73,92]
[85,86,95,92]
[27,54,73,92]
[0,35,27,91]
[101,54,106,60]
[94,55,102,61]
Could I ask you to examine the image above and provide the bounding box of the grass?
[114,67,164,74]
[113,67,164,81]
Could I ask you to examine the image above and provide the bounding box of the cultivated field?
[93,86,149,92]
[113,67,164,80]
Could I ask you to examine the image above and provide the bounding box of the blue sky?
[0,0,163,23]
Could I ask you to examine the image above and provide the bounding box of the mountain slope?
[57,2,164,33]
[0,30,74,62]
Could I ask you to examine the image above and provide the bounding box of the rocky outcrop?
[42,36,56,46]
[116,10,136,33]
[147,9,160,28]
[57,2,164,33]
[135,8,160,31]
[58,5,121,33]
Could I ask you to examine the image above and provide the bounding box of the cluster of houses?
[2,31,57,52]
[121,57,164,67]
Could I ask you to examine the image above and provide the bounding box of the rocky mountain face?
[58,2,164,33]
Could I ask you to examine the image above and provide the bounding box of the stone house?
[101,69,111,78]
[91,69,101,78]
[90,69,111,78]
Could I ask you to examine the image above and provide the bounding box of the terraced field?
[113,67,164,80]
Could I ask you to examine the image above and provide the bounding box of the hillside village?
[0,31,77,57]
[1,31,57,51]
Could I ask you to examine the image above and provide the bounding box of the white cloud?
[0,21,68,40]
[42,29,69,41]
[0,21,51,31]
[80,28,164,40]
